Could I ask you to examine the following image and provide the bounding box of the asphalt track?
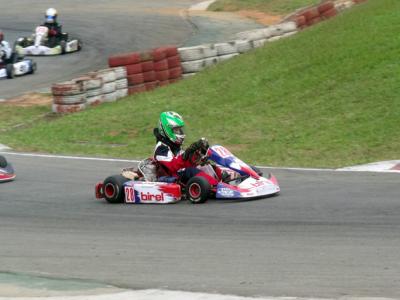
[0,153,399,298]
[0,0,260,99]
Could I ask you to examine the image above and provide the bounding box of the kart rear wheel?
[60,40,67,55]
[29,61,37,74]
[6,64,14,79]
[103,175,129,204]
[186,176,210,204]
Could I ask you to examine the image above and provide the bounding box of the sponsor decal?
[216,186,236,198]
[140,192,164,202]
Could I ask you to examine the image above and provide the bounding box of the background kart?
[0,155,16,182]
[0,51,36,79]
[15,26,81,56]
[95,145,280,204]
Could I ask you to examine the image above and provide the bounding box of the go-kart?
[15,26,81,56]
[0,155,16,182]
[0,52,37,79]
[95,144,280,204]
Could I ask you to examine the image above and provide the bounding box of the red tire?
[127,73,144,85]
[321,8,337,19]
[295,15,307,27]
[108,52,141,67]
[317,1,334,14]
[52,81,84,96]
[156,70,169,81]
[126,63,143,75]
[157,46,178,57]
[128,84,146,95]
[158,80,170,87]
[167,55,181,68]
[145,81,159,91]
[307,16,322,26]
[141,61,154,72]
[302,8,320,21]
[143,71,156,82]
[140,51,153,62]
[151,48,167,61]
[169,78,181,84]
[52,103,86,114]
[154,59,168,71]
[168,67,182,79]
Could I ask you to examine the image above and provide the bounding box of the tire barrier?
[50,0,365,113]
[51,66,128,113]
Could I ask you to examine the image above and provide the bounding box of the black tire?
[77,39,82,51]
[251,165,263,176]
[6,64,14,79]
[186,176,210,204]
[60,40,67,55]
[28,61,37,74]
[103,175,129,204]
[0,155,7,168]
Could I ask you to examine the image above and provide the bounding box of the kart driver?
[153,111,227,185]
[42,8,63,47]
[0,31,12,64]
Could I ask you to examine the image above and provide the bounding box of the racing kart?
[15,26,81,56]
[0,51,37,79]
[95,144,280,204]
[0,155,16,182]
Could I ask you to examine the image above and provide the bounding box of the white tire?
[276,21,297,33]
[103,91,118,103]
[81,77,102,90]
[236,29,265,41]
[86,95,104,106]
[268,31,297,42]
[86,88,102,98]
[116,78,128,89]
[113,66,127,80]
[235,40,253,53]
[53,93,86,105]
[52,81,84,96]
[218,53,239,62]
[181,60,205,73]
[115,88,128,99]
[215,42,238,56]
[102,81,117,94]
[203,57,219,67]
[202,44,218,58]
[178,46,205,62]
[91,68,117,83]
[253,39,268,48]
[182,73,196,79]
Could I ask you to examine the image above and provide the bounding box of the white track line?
[0,289,397,300]
[1,151,399,173]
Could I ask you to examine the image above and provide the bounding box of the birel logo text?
[141,192,164,202]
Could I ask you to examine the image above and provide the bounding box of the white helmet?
[45,8,58,23]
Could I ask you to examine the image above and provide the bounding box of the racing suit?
[0,40,12,64]
[42,22,63,47]
[153,128,219,185]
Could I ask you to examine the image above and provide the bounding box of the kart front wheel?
[0,155,8,168]
[186,176,210,204]
[6,64,14,79]
[29,61,37,74]
[103,175,129,204]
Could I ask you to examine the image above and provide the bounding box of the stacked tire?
[113,66,128,99]
[291,1,337,28]
[81,76,103,106]
[108,52,145,96]
[153,46,183,86]
[52,80,86,113]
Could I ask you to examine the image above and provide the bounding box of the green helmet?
[158,111,185,145]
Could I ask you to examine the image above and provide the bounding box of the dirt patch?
[237,10,283,25]
[2,93,52,107]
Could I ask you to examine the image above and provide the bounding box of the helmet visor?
[46,15,56,23]
[172,126,184,136]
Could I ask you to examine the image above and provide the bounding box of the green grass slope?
[1,0,399,168]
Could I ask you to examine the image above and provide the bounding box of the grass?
[1,0,399,168]
[208,0,321,15]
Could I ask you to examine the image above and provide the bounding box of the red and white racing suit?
[153,128,220,185]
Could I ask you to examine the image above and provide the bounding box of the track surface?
[0,0,200,98]
[0,153,399,298]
